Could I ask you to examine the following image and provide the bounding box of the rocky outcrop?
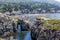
[17,19,30,31]
[31,17,60,40]
[0,13,30,37]
[0,13,17,36]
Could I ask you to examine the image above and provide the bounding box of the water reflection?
[17,25,21,32]
[24,31,31,40]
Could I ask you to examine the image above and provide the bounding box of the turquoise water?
[24,31,31,40]
[13,31,31,40]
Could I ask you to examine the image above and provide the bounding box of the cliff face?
[0,13,18,28]
[0,13,11,24]
[0,13,30,31]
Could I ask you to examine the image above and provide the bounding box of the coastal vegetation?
[0,2,60,13]
[44,19,60,30]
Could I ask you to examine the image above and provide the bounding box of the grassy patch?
[44,19,60,30]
